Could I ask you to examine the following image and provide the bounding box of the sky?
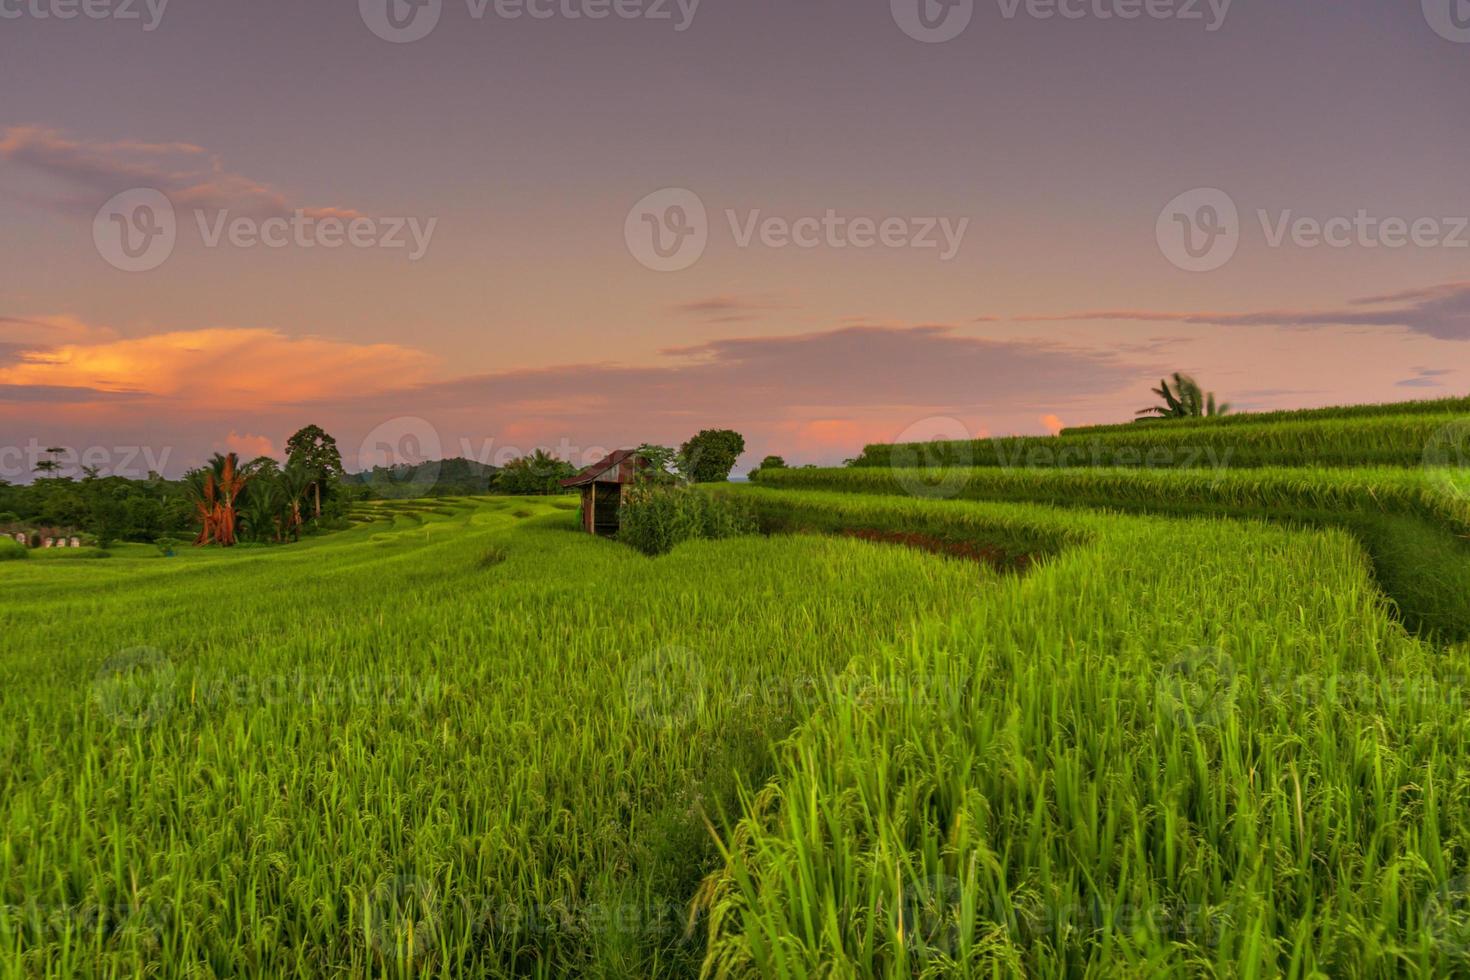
[2,0,1468,479]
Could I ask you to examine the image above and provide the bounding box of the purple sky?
[2,0,1468,477]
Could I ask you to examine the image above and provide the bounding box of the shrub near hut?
[618,483,756,556]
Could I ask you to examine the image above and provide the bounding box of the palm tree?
[237,462,311,544]
[276,463,312,542]
[240,479,284,543]
[1137,373,1231,420]
[185,453,251,546]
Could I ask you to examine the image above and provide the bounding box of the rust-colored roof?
[560,449,648,488]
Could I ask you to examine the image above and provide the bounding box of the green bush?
[618,484,757,556]
[0,537,28,561]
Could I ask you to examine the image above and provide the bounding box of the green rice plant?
[753,465,1470,639]
[0,496,982,978]
[698,486,1470,978]
[853,410,1466,470]
[0,538,27,561]
[1062,394,1470,436]
[7,475,1470,978]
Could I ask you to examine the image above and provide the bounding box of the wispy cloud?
[668,294,788,324]
[1017,280,1470,341]
[0,126,360,219]
[1396,366,1456,388]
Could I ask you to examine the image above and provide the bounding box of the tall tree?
[284,425,344,519]
[495,450,576,495]
[33,447,66,476]
[678,430,747,483]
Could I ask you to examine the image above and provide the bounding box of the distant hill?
[345,457,499,498]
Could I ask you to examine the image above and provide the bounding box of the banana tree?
[1137,373,1231,419]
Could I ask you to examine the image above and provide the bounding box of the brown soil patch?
[839,528,1034,573]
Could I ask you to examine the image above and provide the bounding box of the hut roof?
[560,449,647,488]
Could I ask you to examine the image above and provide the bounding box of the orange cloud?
[222,432,277,458]
[1041,413,1065,435]
[0,327,437,406]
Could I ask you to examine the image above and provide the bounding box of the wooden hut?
[560,449,650,536]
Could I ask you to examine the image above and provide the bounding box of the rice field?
[5,457,1470,976]
[852,409,1470,470]
[0,497,987,977]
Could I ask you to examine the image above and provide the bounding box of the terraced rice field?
[5,440,1470,977]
